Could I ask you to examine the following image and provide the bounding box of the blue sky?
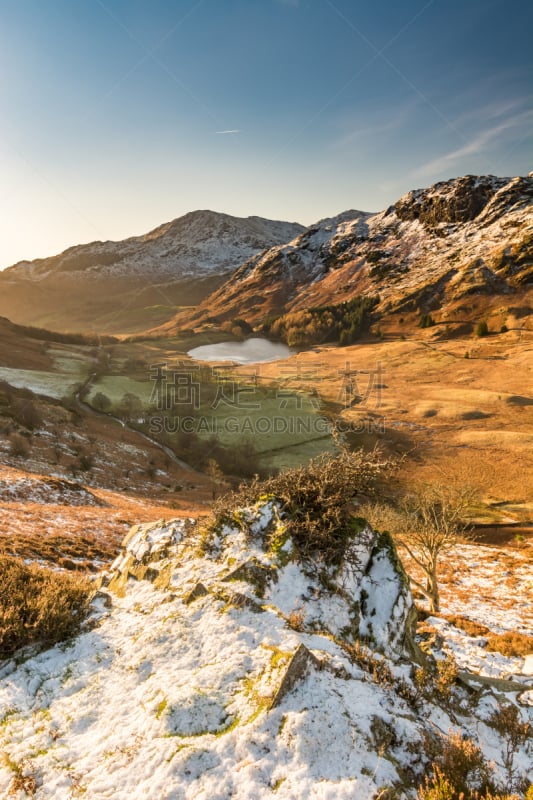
[1,0,531,267]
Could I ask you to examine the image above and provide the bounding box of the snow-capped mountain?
[3,211,305,282]
[0,212,305,333]
[166,175,532,332]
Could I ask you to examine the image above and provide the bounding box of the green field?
[48,346,94,376]
[1,332,338,472]
[87,375,155,407]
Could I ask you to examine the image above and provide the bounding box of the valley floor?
[0,329,531,797]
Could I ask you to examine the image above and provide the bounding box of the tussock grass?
[486,631,533,657]
[445,615,490,637]
[0,556,92,660]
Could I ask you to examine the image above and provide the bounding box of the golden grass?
[486,632,533,658]
[0,555,92,660]
[0,465,210,572]
[243,335,533,503]
[445,615,490,637]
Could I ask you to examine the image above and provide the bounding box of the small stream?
[74,374,195,472]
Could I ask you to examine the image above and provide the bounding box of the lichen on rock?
[101,499,418,661]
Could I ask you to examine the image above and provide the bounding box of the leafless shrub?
[9,433,30,458]
[210,446,396,565]
[487,704,531,792]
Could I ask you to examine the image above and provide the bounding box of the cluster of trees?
[91,390,144,419]
[265,295,379,347]
[220,318,253,339]
[88,376,266,480]
[171,430,264,480]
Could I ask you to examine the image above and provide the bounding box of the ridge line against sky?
[1,0,531,268]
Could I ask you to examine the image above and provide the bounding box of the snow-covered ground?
[0,580,412,799]
[0,367,79,400]
[404,541,533,681]
[0,508,531,798]
[439,543,533,634]
[0,476,100,506]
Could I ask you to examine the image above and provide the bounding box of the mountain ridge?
[0,211,305,333]
[160,174,532,335]
[3,210,305,280]
[1,175,531,337]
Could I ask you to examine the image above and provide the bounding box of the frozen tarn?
[188,338,293,364]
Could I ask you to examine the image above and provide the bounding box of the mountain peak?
[315,209,373,227]
[167,173,532,332]
[0,212,306,332]
[394,174,512,228]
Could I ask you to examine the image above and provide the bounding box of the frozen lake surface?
[188,338,293,364]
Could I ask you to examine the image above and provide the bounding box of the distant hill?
[0,212,305,334]
[159,175,532,336]
[0,315,115,371]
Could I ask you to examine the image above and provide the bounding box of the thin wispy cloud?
[415,108,533,178]
[452,95,531,129]
[215,129,241,135]
[331,99,419,150]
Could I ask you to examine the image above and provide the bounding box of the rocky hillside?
[0,212,305,333]
[1,501,531,798]
[164,175,533,334]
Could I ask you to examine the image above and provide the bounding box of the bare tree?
[206,459,227,500]
[362,483,476,613]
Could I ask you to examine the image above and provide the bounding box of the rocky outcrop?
[3,501,533,797]
[394,175,508,228]
[99,500,418,662]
